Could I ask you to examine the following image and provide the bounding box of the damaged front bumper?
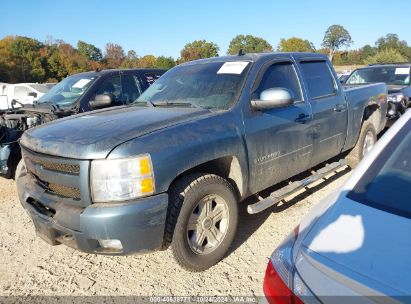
[16,168,169,255]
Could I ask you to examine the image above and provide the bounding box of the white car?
[263,109,411,303]
[0,83,54,110]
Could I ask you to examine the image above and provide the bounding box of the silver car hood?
[298,194,411,297]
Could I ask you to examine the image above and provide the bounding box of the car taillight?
[263,225,307,304]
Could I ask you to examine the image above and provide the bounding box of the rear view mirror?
[28,92,37,98]
[251,88,294,110]
[89,94,113,109]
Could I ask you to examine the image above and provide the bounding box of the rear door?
[243,58,314,194]
[298,59,348,167]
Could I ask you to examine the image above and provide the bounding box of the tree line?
[1,24,410,83]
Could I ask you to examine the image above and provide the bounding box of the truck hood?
[299,194,411,295]
[21,106,210,159]
[387,86,404,93]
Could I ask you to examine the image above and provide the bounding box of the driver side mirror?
[251,88,294,110]
[89,94,114,109]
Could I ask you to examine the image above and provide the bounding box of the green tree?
[227,34,272,55]
[0,36,47,82]
[46,42,89,80]
[360,45,377,63]
[104,43,125,68]
[375,33,410,60]
[277,37,315,52]
[364,48,407,65]
[179,40,219,62]
[322,25,353,62]
[155,56,176,69]
[77,40,102,62]
[121,50,140,68]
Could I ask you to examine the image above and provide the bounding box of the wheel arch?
[168,156,245,201]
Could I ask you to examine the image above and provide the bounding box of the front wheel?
[346,121,377,168]
[165,173,238,272]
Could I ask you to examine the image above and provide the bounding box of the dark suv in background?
[345,63,411,126]
[0,68,165,178]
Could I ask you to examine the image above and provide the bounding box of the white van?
[0,83,54,110]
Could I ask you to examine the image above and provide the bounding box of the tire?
[165,173,238,272]
[346,121,377,168]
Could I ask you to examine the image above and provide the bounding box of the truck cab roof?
[74,68,166,78]
[179,52,329,66]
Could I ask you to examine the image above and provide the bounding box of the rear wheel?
[346,121,377,168]
[165,173,238,272]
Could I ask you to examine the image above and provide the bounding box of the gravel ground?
[0,169,350,297]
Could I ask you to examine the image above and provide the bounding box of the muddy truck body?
[16,53,387,271]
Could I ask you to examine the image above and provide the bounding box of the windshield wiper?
[154,101,203,109]
[142,100,156,107]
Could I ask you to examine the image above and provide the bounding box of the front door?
[243,60,314,194]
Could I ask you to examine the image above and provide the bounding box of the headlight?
[387,93,404,103]
[91,154,155,202]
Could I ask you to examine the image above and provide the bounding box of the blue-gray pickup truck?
[16,52,387,271]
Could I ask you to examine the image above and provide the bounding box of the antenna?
[238,49,245,56]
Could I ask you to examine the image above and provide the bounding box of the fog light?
[98,239,123,251]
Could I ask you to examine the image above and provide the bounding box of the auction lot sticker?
[395,67,410,75]
[217,61,249,74]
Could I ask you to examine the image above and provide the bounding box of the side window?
[95,75,122,105]
[14,86,29,99]
[257,62,302,101]
[300,61,336,99]
[144,73,162,86]
[122,74,142,104]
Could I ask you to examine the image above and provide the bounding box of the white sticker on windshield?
[217,61,249,75]
[72,79,91,88]
[395,67,410,75]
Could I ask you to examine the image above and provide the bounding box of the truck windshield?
[37,75,96,106]
[348,119,411,218]
[133,61,250,110]
[346,66,410,86]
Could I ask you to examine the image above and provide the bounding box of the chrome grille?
[21,147,85,203]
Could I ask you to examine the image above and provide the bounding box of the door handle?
[295,113,310,124]
[334,104,346,112]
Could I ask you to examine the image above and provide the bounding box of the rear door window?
[144,73,163,86]
[348,120,411,218]
[300,61,336,99]
[256,62,302,101]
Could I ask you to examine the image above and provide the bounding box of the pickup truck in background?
[0,68,165,178]
[16,53,387,271]
[345,63,411,126]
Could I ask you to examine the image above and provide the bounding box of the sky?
[1,0,410,58]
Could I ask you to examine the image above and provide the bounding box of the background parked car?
[262,109,411,303]
[0,83,55,110]
[0,68,165,178]
[344,63,411,127]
